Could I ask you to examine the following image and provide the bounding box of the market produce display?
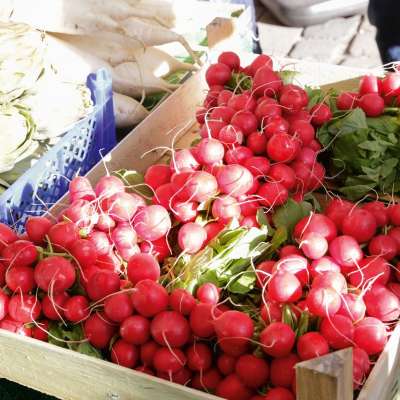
[0,51,399,400]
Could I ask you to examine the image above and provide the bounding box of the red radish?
[280,86,308,112]
[288,120,315,145]
[8,294,41,323]
[144,164,172,190]
[187,343,213,371]
[336,92,358,110]
[268,271,302,303]
[104,293,134,323]
[328,235,363,269]
[5,266,35,293]
[196,283,219,305]
[111,339,138,368]
[269,353,299,388]
[312,271,347,294]
[190,303,220,338]
[204,221,225,242]
[353,347,371,374]
[153,347,186,374]
[273,255,309,286]
[127,253,160,285]
[256,260,275,288]
[241,215,259,228]
[102,192,138,222]
[47,222,79,251]
[216,164,254,196]
[389,204,400,225]
[359,75,381,95]
[25,216,52,244]
[260,322,295,358]
[297,332,329,360]
[257,181,288,207]
[197,138,225,165]
[214,310,254,356]
[359,93,385,117]
[69,176,95,202]
[200,120,226,139]
[210,106,236,124]
[140,340,160,367]
[171,200,198,223]
[217,354,237,375]
[231,110,258,135]
[235,354,269,388]
[218,124,244,146]
[151,310,190,347]
[34,256,76,293]
[306,286,341,318]
[362,201,388,227]
[120,315,150,345]
[204,87,222,108]
[228,93,257,112]
[86,271,120,301]
[112,224,137,249]
[263,115,289,138]
[286,109,311,124]
[310,103,332,126]
[0,223,17,252]
[348,256,390,287]
[0,291,9,320]
[191,368,222,391]
[300,232,328,260]
[267,133,300,163]
[253,66,282,97]
[42,292,69,320]
[152,183,175,209]
[178,222,207,254]
[158,367,192,385]
[368,235,397,260]
[206,63,231,86]
[95,176,124,199]
[62,199,97,229]
[337,293,366,322]
[243,156,270,177]
[324,198,353,231]
[364,283,400,321]
[354,317,387,355]
[295,147,317,166]
[248,54,273,75]
[218,51,240,70]
[64,296,90,323]
[2,240,37,267]
[96,251,121,272]
[0,262,5,286]
[309,256,340,277]
[320,314,354,349]
[216,373,253,400]
[69,239,97,269]
[174,171,218,202]
[133,205,171,242]
[246,131,267,154]
[169,288,196,316]
[212,195,241,222]
[31,320,49,342]
[217,90,234,106]
[260,302,282,324]
[225,146,253,165]
[132,279,168,317]
[279,245,302,258]
[388,282,400,298]
[255,98,282,120]
[88,231,111,256]
[0,317,32,336]
[239,198,260,217]
[267,164,296,191]
[140,236,171,262]
[381,73,400,96]
[294,213,337,243]
[264,388,295,400]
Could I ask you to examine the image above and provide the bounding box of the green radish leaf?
[278,70,299,85]
[272,199,312,235]
[227,272,256,294]
[296,312,310,338]
[76,342,103,359]
[113,169,153,199]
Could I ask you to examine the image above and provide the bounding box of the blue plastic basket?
[0,69,116,232]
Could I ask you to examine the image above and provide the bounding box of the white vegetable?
[113,92,149,128]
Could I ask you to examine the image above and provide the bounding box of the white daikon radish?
[120,17,201,64]
[50,32,143,67]
[113,92,149,128]
[112,62,179,98]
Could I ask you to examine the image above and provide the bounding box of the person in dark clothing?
[368,0,400,65]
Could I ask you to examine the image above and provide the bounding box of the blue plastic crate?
[0,69,116,231]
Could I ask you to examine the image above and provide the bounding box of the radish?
[359,75,381,95]
[246,131,267,154]
[260,322,295,358]
[310,103,332,126]
[336,92,358,110]
[364,283,400,321]
[158,367,192,385]
[359,93,384,117]
[269,353,299,388]
[25,216,52,244]
[320,314,354,349]
[218,51,241,71]
[225,146,253,165]
[231,110,258,136]
[297,332,329,360]
[197,138,225,165]
[295,147,317,166]
[268,164,296,191]
[62,199,98,228]
[88,231,111,256]
[151,310,190,347]
[206,63,231,86]
[196,283,220,305]
[381,72,400,96]
[191,368,222,391]
[178,222,207,254]
[169,288,196,316]
[32,320,49,342]
[204,221,225,242]
[95,176,125,199]
[280,85,308,113]
[190,303,221,338]
[216,164,254,196]
[255,260,275,288]
[121,315,150,345]
[312,271,347,294]
[263,116,289,138]
[0,317,32,337]
[2,240,37,267]
[217,354,237,376]
[204,86,224,109]
[253,66,282,97]
[324,198,353,231]
[111,339,138,368]
[0,223,17,251]
[388,282,400,299]
[5,266,35,294]
[216,374,253,400]
[0,262,5,287]
[255,98,282,121]
[243,156,270,177]
[228,93,257,112]
[214,310,254,356]
[267,133,300,163]
[309,256,341,278]
[389,204,400,226]
[187,343,213,372]
[132,279,168,318]
[0,291,9,320]
[388,227,400,254]
[257,181,288,207]
[218,124,244,146]
[210,106,236,124]
[69,176,96,202]
[268,271,302,303]
[306,287,341,318]
[104,293,134,323]
[217,90,234,107]
[280,245,302,258]
[294,213,337,242]
[144,164,172,190]
[47,221,80,251]
[153,347,187,374]
[42,292,69,320]
[111,224,138,249]
[260,302,282,324]
[337,293,366,322]
[368,235,397,260]
[212,196,241,222]
[328,235,363,269]
[127,253,160,285]
[133,205,171,242]
[235,354,269,389]
[200,120,227,139]
[248,54,273,75]
[362,201,388,227]
[300,232,328,260]
[174,171,218,202]
[86,271,120,301]
[353,317,387,355]
[171,200,198,223]
[140,236,171,262]
[273,255,309,286]
[348,256,390,287]
[34,256,76,293]
[8,294,41,323]
[64,295,90,323]
[240,198,260,217]
[69,238,98,269]
[264,388,295,400]
[140,340,160,367]
[288,120,315,145]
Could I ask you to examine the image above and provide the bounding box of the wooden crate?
[1,62,399,400]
